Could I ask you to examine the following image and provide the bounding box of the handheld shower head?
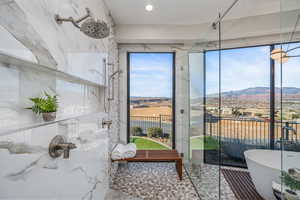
[55,8,110,39]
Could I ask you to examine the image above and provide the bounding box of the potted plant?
[26,92,58,121]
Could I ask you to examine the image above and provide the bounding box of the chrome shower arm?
[75,8,91,23]
[55,7,110,39]
[55,8,91,29]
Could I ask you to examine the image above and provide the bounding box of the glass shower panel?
[279,1,300,199]
[189,52,204,165]
[186,18,221,199]
[218,46,271,168]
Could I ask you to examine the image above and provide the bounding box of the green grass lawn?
[130,137,169,150]
[190,136,218,150]
[189,136,218,159]
[130,136,217,151]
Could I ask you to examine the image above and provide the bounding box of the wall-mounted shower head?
[55,8,110,39]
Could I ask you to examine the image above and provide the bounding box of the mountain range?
[221,87,300,96]
[207,87,300,100]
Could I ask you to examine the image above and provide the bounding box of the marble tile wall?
[0,0,119,199]
[0,114,110,200]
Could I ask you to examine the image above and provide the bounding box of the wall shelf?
[0,112,107,136]
[0,52,106,88]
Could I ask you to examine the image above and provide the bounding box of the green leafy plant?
[147,127,163,138]
[131,126,143,136]
[26,92,58,114]
[282,171,300,191]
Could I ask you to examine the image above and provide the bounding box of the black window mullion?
[270,45,275,149]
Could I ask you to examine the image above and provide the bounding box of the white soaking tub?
[244,149,300,200]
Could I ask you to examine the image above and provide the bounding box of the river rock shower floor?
[186,164,237,200]
[111,162,199,200]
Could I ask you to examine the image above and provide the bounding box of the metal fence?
[206,117,300,146]
[204,117,300,167]
[130,115,172,137]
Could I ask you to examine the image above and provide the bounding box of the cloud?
[129,53,173,97]
[131,65,170,73]
[206,46,271,94]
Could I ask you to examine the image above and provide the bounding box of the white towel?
[111,144,125,160]
[123,143,137,159]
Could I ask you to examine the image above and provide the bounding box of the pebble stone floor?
[186,164,249,200]
[111,162,200,200]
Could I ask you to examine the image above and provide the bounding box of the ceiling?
[105,0,283,25]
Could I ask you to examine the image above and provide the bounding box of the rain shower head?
[55,8,110,39]
[80,18,110,39]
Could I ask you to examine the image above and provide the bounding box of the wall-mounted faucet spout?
[102,119,112,129]
[55,143,77,159]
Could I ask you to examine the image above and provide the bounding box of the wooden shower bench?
[112,150,183,180]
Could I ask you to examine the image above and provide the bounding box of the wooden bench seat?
[112,150,183,180]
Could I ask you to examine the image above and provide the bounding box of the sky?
[130,53,173,98]
[206,46,270,95]
[129,43,300,98]
[206,43,300,95]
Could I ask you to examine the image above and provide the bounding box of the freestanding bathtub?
[244,149,300,200]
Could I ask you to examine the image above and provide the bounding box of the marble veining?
[0,0,57,67]
[0,0,119,199]
[0,123,110,199]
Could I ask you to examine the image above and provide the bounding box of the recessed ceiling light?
[145,4,153,12]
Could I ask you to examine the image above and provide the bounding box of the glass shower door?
[186,15,222,199]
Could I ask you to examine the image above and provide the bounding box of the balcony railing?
[205,116,300,167]
[206,117,299,146]
[130,115,172,137]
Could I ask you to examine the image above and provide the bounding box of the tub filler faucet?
[276,123,297,146]
[49,135,77,159]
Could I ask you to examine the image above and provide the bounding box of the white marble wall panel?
[56,80,103,118]
[0,113,109,200]
[0,1,57,67]
[175,49,190,161]
[67,53,107,85]
[0,26,37,63]
[14,0,110,84]
[0,0,119,198]
[0,65,20,129]
[0,62,56,130]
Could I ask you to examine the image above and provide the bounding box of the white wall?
[115,9,300,48]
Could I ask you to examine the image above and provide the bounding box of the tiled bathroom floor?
[111,162,200,200]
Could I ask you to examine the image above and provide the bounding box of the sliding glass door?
[186,15,221,199]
